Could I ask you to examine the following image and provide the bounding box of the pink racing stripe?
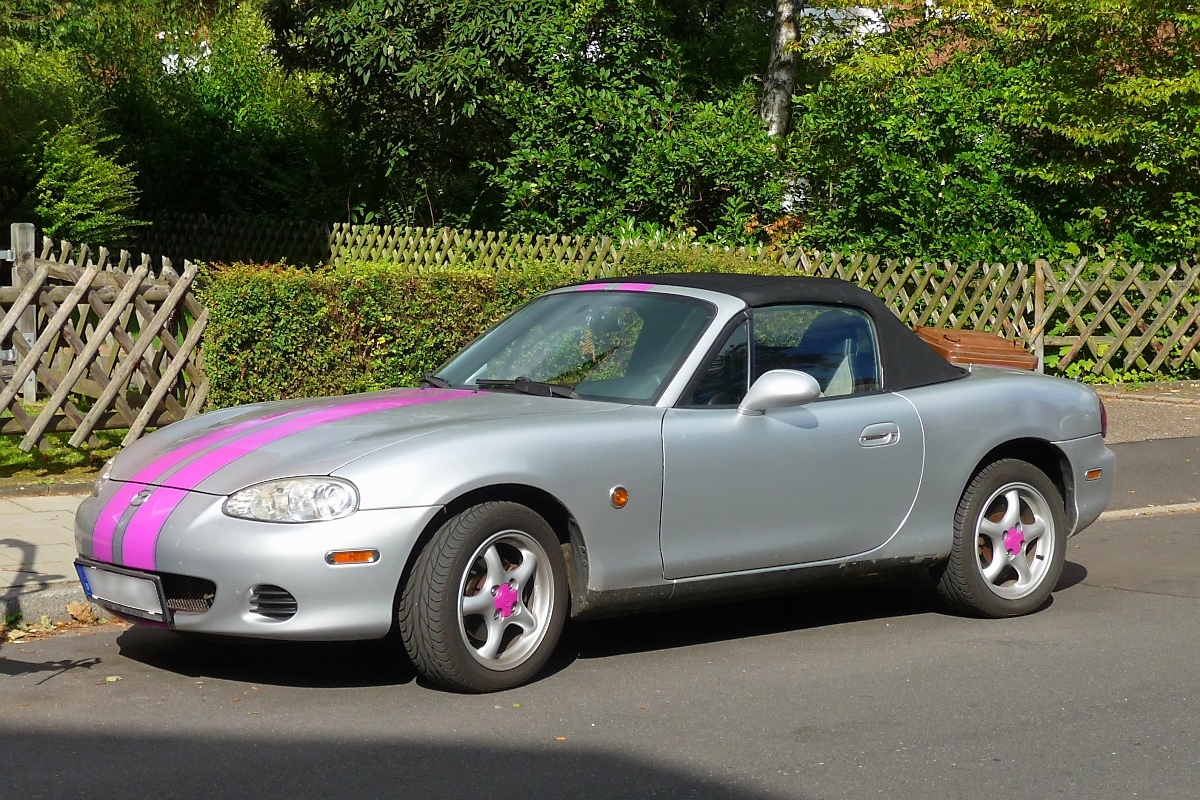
[119,389,474,570]
[91,410,296,563]
[572,282,655,292]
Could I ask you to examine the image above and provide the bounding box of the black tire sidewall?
[951,460,1067,617]
[407,502,569,692]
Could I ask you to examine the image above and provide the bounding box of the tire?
[936,459,1067,618]
[398,501,569,692]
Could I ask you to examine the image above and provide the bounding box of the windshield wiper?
[474,377,578,399]
[419,374,452,389]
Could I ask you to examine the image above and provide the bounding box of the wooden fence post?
[10,223,37,402]
[1034,259,1046,374]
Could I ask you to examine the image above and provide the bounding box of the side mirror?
[737,370,821,416]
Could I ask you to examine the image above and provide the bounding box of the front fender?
[334,405,669,594]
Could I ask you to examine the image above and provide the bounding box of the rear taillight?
[1099,396,1108,439]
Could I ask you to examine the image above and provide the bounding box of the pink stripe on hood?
[119,389,473,570]
[91,410,295,563]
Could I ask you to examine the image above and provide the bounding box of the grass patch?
[0,429,124,491]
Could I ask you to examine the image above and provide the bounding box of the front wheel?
[936,459,1067,618]
[399,502,568,692]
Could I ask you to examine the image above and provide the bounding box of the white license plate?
[77,563,165,619]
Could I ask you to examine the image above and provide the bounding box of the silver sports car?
[74,274,1114,691]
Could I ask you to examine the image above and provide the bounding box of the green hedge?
[199,249,798,408]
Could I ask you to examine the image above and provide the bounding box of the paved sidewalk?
[1096,381,1200,443]
[1,494,86,622]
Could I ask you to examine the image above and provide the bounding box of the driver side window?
[752,305,881,397]
[682,306,881,407]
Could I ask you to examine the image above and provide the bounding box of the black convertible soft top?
[588,273,966,391]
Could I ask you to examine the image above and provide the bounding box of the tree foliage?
[786,0,1200,262]
[1,1,1197,263]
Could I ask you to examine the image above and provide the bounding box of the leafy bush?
[200,249,799,407]
[35,123,146,244]
[200,261,577,407]
[0,41,88,225]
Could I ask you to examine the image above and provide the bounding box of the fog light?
[325,549,380,565]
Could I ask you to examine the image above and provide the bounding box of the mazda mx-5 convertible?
[74,273,1114,692]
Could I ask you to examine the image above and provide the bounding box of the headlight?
[93,458,115,496]
[223,477,359,523]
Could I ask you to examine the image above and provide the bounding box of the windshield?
[436,290,715,403]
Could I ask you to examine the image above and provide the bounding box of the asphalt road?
[3,439,1198,800]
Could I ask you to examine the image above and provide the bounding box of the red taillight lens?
[1099,396,1108,439]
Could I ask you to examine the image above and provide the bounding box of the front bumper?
[74,488,441,640]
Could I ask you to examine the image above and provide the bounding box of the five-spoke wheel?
[458,531,555,669]
[399,502,568,692]
[974,482,1055,600]
[937,459,1067,617]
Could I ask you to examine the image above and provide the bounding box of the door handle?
[859,422,900,447]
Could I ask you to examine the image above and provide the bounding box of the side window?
[752,305,881,398]
[683,320,749,407]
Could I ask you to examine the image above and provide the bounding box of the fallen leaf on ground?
[105,675,121,683]
[555,737,567,742]
[67,601,99,624]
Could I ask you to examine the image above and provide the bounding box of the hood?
[110,387,619,495]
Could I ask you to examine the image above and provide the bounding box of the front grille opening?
[160,572,216,613]
[249,585,297,621]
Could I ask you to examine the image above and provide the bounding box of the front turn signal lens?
[325,549,380,565]
[1085,469,1103,481]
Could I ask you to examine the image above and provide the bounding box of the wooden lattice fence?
[1,224,206,452]
[1038,257,1200,376]
[327,223,1200,378]
[136,214,332,267]
[328,223,1041,355]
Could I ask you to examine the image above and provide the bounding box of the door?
[659,306,924,579]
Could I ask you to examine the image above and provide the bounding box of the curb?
[0,482,94,499]
[1098,501,1200,522]
[1,580,112,625]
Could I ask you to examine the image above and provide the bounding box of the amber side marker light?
[1085,469,1104,481]
[325,549,380,565]
[609,486,629,508]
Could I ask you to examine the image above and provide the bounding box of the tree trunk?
[760,0,802,138]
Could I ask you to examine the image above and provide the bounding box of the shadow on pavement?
[112,568,1088,689]
[0,536,67,621]
[0,730,782,800]
[1056,560,1088,591]
[0,655,102,683]
[114,627,416,688]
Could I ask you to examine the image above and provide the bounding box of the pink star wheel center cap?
[1003,527,1025,556]
[494,583,519,618]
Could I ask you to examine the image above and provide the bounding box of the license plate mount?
[74,559,169,623]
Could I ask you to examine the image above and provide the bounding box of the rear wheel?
[937,459,1067,618]
[399,502,568,692]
